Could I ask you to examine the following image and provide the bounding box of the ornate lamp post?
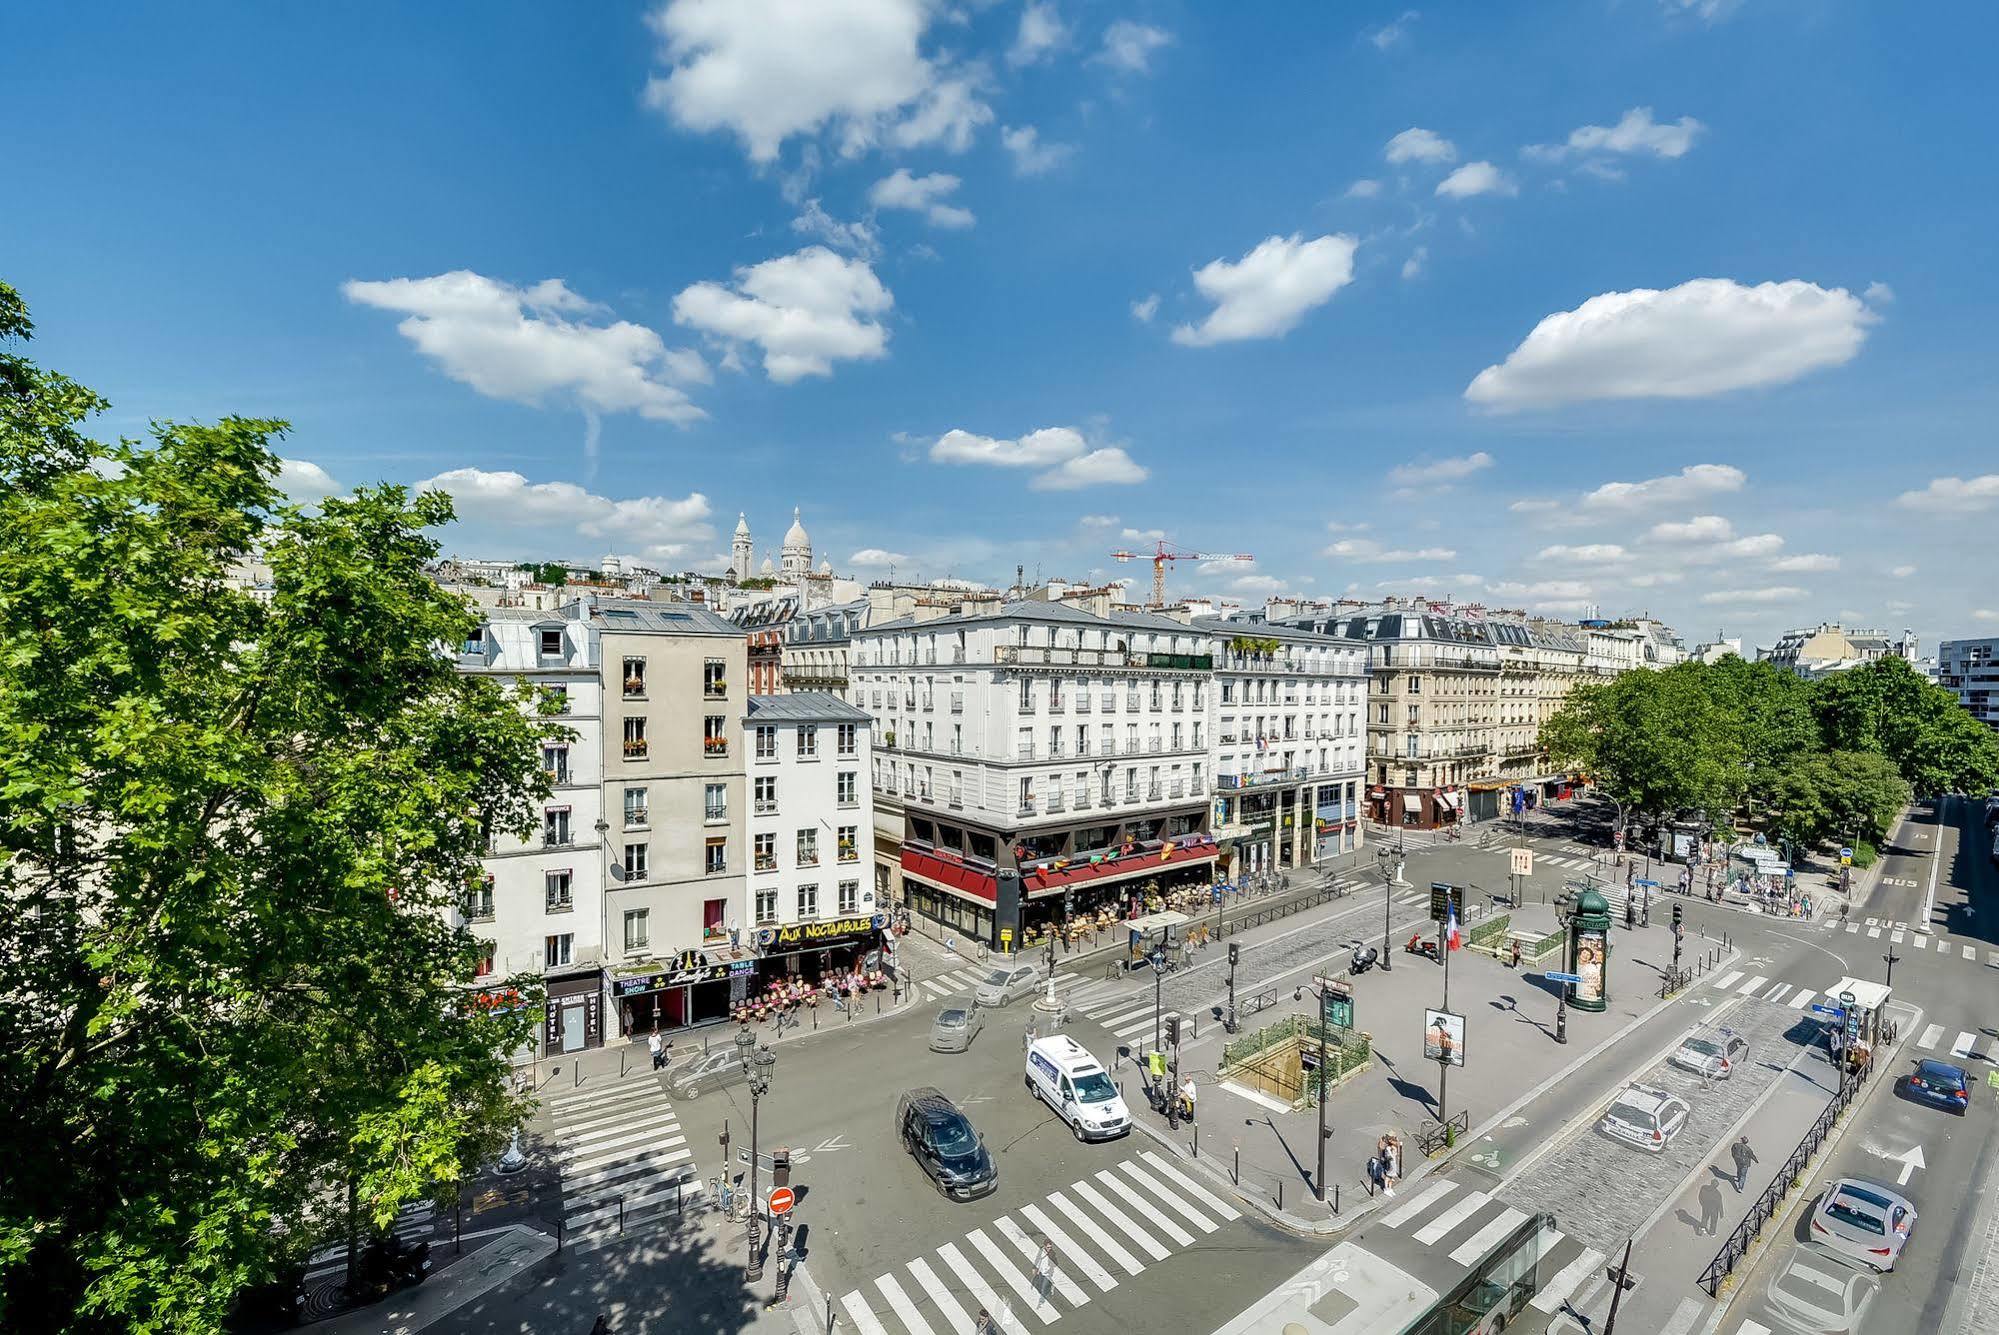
[736,1028,777,1280]
[1377,845,1405,971]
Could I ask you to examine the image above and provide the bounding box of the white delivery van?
[1025,1034,1131,1141]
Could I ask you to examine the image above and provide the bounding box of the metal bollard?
[1334,1184,1340,1214]
[1192,1124,1199,1158]
[1277,1180,1284,1211]
[1234,1147,1240,1184]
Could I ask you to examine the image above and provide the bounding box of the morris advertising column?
[1566,887,1611,1013]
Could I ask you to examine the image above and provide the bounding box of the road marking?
[1449,1206,1528,1265]
[939,1242,1031,1335]
[1967,946,1979,961]
[1413,1189,1491,1247]
[1737,1319,1773,1335]
[1891,928,1905,944]
[1138,1150,1243,1220]
[1787,990,1815,1009]
[966,1227,1059,1323]
[1713,970,1745,990]
[1736,974,1769,995]
[1529,1247,1607,1314]
[559,1108,682,1149]
[1016,1204,1117,1291]
[907,1257,978,1335]
[1089,999,1157,1025]
[996,1215,1091,1308]
[1381,1179,1458,1228]
[1069,1180,1170,1261]
[1117,1160,1221,1233]
[1989,951,1999,968]
[1093,1170,1195,1248]
[1953,1032,1978,1058]
[1658,1295,1708,1335]
[1867,927,1882,939]
[874,1274,941,1335]
[1845,923,1860,934]
[1917,1024,1944,1050]
[840,1291,893,1335]
[1866,918,1879,928]
[1763,983,1792,1004]
[1043,1193,1142,1276]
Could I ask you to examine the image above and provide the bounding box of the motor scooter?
[1349,943,1379,975]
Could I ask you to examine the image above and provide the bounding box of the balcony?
[704,806,728,823]
[1049,697,1066,714]
[622,739,649,760]
[1100,695,1117,712]
[838,841,859,862]
[1168,781,1185,798]
[1191,779,1206,797]
[1046,793,1067,814]
[703,738,729,758]
[1124,694,1140,710]
[837,795,859,809]
[755,799,777,813]
[624,808,648,827]
[950,694,964,713]
[946,791,963,809]
[1075,696,1092,713]
[1076,739,1091,756]
[755,854,777,872]
[1075,792,1093,810]
[1048,743,1066,759]
[1146,785,1164,800]
[995,644,1131,669]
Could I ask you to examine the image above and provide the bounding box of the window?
[755,725,777,759]
[754,775,777,812]
[466,875,494,921]
[837,772,858,806]
[623,717,648,760]
[624,786,648,827]
[796,828,819,866]
[704,897,727,941]
[545,933,573,968]
[543,808,573,847]
[796,724,818,758]
[474,948,494,978]
[1408,704,1421,725]
[704,716,728,757]
[1020,679,1035,711]
[704,782,728,823]
[540,629,564,657]
[838,824,859,862]
[755,888,779,925]
[624,842,649,880]
[837,722,858,755]
[839,880,860,915]
[755,831,776,871]
[544,871,572,912]
[542,743,569,784]
[542,683,571,714]
[1376,704,1390,725]
[704,658,727,698]
[705,837,728,875]
[797,883,819,919]
[623,908,650,952]
[1409,674,1422,694]
[623,656,646,697]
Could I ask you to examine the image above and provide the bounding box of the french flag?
[1445,903,1462,952]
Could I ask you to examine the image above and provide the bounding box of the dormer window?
[539,629,563,657]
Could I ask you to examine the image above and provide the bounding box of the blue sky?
[7,1,1997,651]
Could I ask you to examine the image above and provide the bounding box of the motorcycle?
[348,1234,432,1302]
[1349,943,1379,975]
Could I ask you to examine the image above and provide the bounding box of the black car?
[895,1087,998,1200]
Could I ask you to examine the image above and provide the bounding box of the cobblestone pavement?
[1498,996,1819,1253]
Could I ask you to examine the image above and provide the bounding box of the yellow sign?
[999,928,1014,946]
[765,916,875,946]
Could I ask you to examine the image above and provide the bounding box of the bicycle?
[708,1175,736,1217]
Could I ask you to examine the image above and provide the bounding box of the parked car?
[974,963,1042,1007]
[1763,1249,1877,1334]
[1810,1179,1916,1272]
[668,1047,749,1100]
[1900,1058,1969,1114]
[929,999,986,1053]
[1596,1084,1690,1153]
[1670,1031,1750,1081]
[894,1087,998,1200]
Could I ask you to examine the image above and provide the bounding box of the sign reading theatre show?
[613,949,756,997]
[757,913,887,952]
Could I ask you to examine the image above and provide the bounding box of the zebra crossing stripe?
[546,1082,653,1115]
[1382,1179,1458,1228]
[1449,1206,1528,1266]
[1964,946,1978,961]
[874,1274,940,1335]
[996,1215,1091,1308]
[1844,923,1859,934]
[965,1228,1059,1323]
[1736,975,1769,995]
[1117,1160,1220,1233]
[1094,1169,1196,1248]
[938,1241,1032,1335]
[1412,1189,1491,1246]
[1015,1204,1117,1292]
[561,1108,680,1148]
[1763,983,1792,1004]
[1090,1000,1158,1026]
[1044,1192,1143,1276]
[840,1283,892,1333]
[1136,1151,1242,1220]
[1530,1247,1607,1314]
[907,1257,978,1335]
[1069,1179,1170,1260]
[1865,918,1879,928]
[1786,991,1815,1010]
[1952,1032,1977,1058]
[1916,1023,1944,1051]
[1712,970,1744,990]
[1111,1013,1173,1043]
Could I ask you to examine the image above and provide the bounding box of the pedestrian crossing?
[1829,919,1998,968]
[1698,970,1995,1061]
[837,1150,1240,1335]
[304,1202,434,1281]
[1368,1178,1603,1312]
[542,1075,701,1237]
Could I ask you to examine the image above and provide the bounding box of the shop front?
[753,913,890,992]
[613,950,757,1039]
[1311,785,1360,862]
[541,968,605,1056]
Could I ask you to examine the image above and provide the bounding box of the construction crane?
[1109,539,1255,608]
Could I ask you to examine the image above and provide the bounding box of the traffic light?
[771,1148,790,1189]
[1165,1015,1180,1046]
[1672,904,1682,930]
[1228,942,1240,967]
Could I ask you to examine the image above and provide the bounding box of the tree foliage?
[1539,663,1749,828]
[1753,750,1911,856]
[0,282,549,1332]
[1812,656,1999,796]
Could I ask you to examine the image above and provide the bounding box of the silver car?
[1810,1179,1916,1272]
[1762,1248,1877,1334]
[929,999,985,1053]
[667,1047,749,1100]
[1670,1032,1750,1081]
[1597,1083,1690,1153]
[974,964,1041,1007]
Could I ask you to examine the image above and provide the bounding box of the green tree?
[1812,657,1999,795]
[0,283,548,1332]
[515,559,569,587]
[1704,655,1818,775]
[1541,663,1748,833]
[1753,750,1910,855]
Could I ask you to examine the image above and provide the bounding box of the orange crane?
[1110,539,1255,608]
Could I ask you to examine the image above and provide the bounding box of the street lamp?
[1882,949,1900,990]
[736,1028,777,1280]
[1377,845,1405,972]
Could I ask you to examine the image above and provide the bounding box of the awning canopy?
[1821,977,1891,1011]
[1437,792,1461,810]
[1402,794,1423,813]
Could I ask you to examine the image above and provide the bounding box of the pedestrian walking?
[1729,1135,1758,1193]
[1698,1179,1724,1235]
[1033,1240,1056,1305]
[974,1307,997,1335]
[647,1030,664,1071]
[590,1316,611,1335]
[1383,1134,1402,1197]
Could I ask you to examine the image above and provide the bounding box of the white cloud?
[1709,534,1785,561]
[1402,246,1428,280]
[642,0,986,163]
[1895,474,1999,513]
[1000,124,1075,175]
[1582,464,1746,511]
[1370,10,1420,49]
[418,467,711,559]
[1324,538,1456,563]
[1466,279,1873,410]
[1890,564,1917,578]
[1009,0,1067,66]
[1536,543,1628,563]
[1077,513,1121,530]
[1622,571,1683,588]
[1436,162,1516,199]
[1095,19,1171,73]
[343,271,706,424]
[1385,128,1456,165]
[1973,609,1999,623]
[928,426,1147,491]
[1700,586,1807,605]
[1648,514,1734,544]
[1345,179,1384,199]
[868,168,975,227]
[1171,233,1359,347]
[1663,0,1741,24]
[1388,451,1491,485]
[1230,574,1291,596]
[1130,293,1160,322]
[672,246,893,383]
[1490,579,1595,602]
[1121,526,1166,543]
[1525,107,1705,163]
[848,547,909,567]
[1770,553,1840,573]
[661,347,713,384]
[1509,498,1559,514]
[791,199,881,256]
[277,458,343,501]
[1864,281,1895,305]
[1325,521,1371,533]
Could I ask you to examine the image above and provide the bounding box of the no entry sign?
[767,1186,795,1216]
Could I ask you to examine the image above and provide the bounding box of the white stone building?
[1939,637,1999,731]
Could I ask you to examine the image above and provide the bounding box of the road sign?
[1545,971,1582,985]
[999,927,1013,948]
[767,1186,795,1216]
[1509,848,1534,878]
[1429,882,1465,923]
[1810,1004,1844,1017]
[1314,977,1354,1029]
[1635,878,1660,889]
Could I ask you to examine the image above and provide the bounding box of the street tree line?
[0,283,551,1332]
[1540,653,1999,862]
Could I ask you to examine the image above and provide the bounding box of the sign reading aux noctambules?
[757,913,886,949]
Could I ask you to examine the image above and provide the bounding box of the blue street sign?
[1545,971,1582,985]
[1213,886,1224,904]
[1839,846,1853,859]
[1635,879,1661,889]
[1809,1004,1844,1017]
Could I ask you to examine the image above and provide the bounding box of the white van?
[1025,1035,1131,1141]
